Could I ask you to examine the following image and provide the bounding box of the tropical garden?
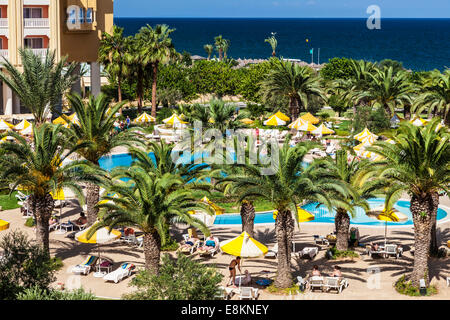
[0,23,448,300]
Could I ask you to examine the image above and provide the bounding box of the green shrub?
[320,57,354,81]
[0,231,56,300]
[326,247,359,260]
[24,217,35,228]
[394,276,438,296]
[16,286,96,300]
[49,257,64,271]
[335,129,350,137]
[123,253,223,300]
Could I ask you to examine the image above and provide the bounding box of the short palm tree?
[264,35,278,57]
[221,142,347,288]
[364,119,449,287]
[0,124,104,252]
[260,59,326,119]
[0,49,80,126]
[95,169,211,274]
[208,100,245,132]
[356,66,416,118]
[214,35,227,61]
[64,94,144,225]
[203,44,214,60]
[99,25,130,103]
[413,69,450,125]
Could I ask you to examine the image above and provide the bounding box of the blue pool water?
[213,198,448,226]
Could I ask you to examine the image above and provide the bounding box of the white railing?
[0,50,8,59]
[0,18,7,28]
[31,48,47,59]
[24,18,49,28]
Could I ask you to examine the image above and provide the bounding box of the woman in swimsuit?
[227,256,241,287]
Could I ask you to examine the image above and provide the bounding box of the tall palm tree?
[203,44,214,60]
[222,39,230,60]
[413,69,450,125]
[260,59,326,119]
[214,35,227,61]
[356,66,416,118]
[99,25,130,103]
[364,119,449,287]
[264,35,278,57]
[138,24,178,118]
[0,49,80,126]
[0,124,104,252]
[95,169,211,274]
[221,142,347,288]
[64,94,144,225]
[312,150,379,251]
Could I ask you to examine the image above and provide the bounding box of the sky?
[114,0,450,18]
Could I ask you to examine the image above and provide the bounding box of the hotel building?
[0,0,114,116]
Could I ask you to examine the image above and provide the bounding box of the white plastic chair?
[103,263,135,284]
[239,287,258,300]
[309,276,324,292]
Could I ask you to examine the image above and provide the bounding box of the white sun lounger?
[323,277,348,293]
[265,243,278,259]
[71,255,98,275]
[238,287,259,300]
[103,263,135,284]
[309,276,325,292]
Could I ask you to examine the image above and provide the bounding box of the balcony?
[30,48,47,59]
[24,18,49,28]
[0,19,7,28]
[0,50,8,59]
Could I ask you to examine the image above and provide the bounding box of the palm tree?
[413,69,450,125]
[312,150,379,251]
[264,35,278,57]
[355,66,416,118]
[203,44,214,60]
[138,24,178,118]
[64,94,144,225]
[96,169,211,274]
[214,35,227,61]
[0,124,104,252]
[364,119,450,287]
[99,25,130,103]
[0,49,80,126]
[221,142,347,288]
[222,39,230,60]
[260,59,326,119]
[207,100,246,133]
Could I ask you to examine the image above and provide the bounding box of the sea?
[114,18,450,72]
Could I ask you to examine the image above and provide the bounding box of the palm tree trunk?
[409,192,439,287]
[86,183,100,226]
[274,209,295,288]
[429,191,440,256]
[240,201,255,238]
[335,208,350,251]
[403,104,411,120]
[289,97,299,119]
[219,49,223,61]
[143,230,161,274]
[151,62,158,118]
[117,72,123,103]
[29,193,54,253]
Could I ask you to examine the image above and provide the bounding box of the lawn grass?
[0,191,21,211]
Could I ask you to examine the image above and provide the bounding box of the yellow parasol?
[53,117,68,125]
[273,111,290,122]
[0,219,10,231]
[163,114,188,125]
[14,119,31,131]
[273,206,315,222]
[134,112,156,123]
[367,207,408,247]
[220,232,268,258]
[241,118,254,125]
[311,123,335,136]
[354,128,378,142]
[410,117,427,127]
[264,115,286,126]
[300,113,320,124]
[289,118,317,132]
[0,119,13,131]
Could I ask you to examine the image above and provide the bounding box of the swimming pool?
[213,198,449,227]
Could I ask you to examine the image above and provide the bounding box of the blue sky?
[115,0,450,18]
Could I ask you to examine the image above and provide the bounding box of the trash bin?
[419,279,427,296]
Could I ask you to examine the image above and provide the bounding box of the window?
[86,8,93,23]
[78,7,85,23]
[0,38,3,50]
[24,38,44,49]
[23,7,43,19]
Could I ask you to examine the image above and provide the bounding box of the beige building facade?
[0,0,114,116]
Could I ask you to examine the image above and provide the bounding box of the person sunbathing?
[198,235,217,251]
[371,243,380,251]
[235,270,252,286]
[311,265,321,277]
[49,216,58,226]
[71,212,87,227]
[179,237,200,250]
[330,266,342,278]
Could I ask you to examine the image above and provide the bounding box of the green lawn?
[0,191,21,211]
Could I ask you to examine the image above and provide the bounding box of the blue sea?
[115,18,450,71]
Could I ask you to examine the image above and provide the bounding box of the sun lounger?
[384,244,400,259]
[265,243,278,259]
[309,276,325,292]
[296,276,308,291]
[323,277,348,293]
[299,247,318,259]
[215,286,233,300]
[197,237,220,257]
[103,263,135,283]
[178,239,201,255]
[314,235,330,246]
[71,255,98,275]
[238,287,259,300]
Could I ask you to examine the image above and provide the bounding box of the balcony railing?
[0,50,8,59]
[24,18,49,28]
[0,18,7,28]
[30,48,47,59]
